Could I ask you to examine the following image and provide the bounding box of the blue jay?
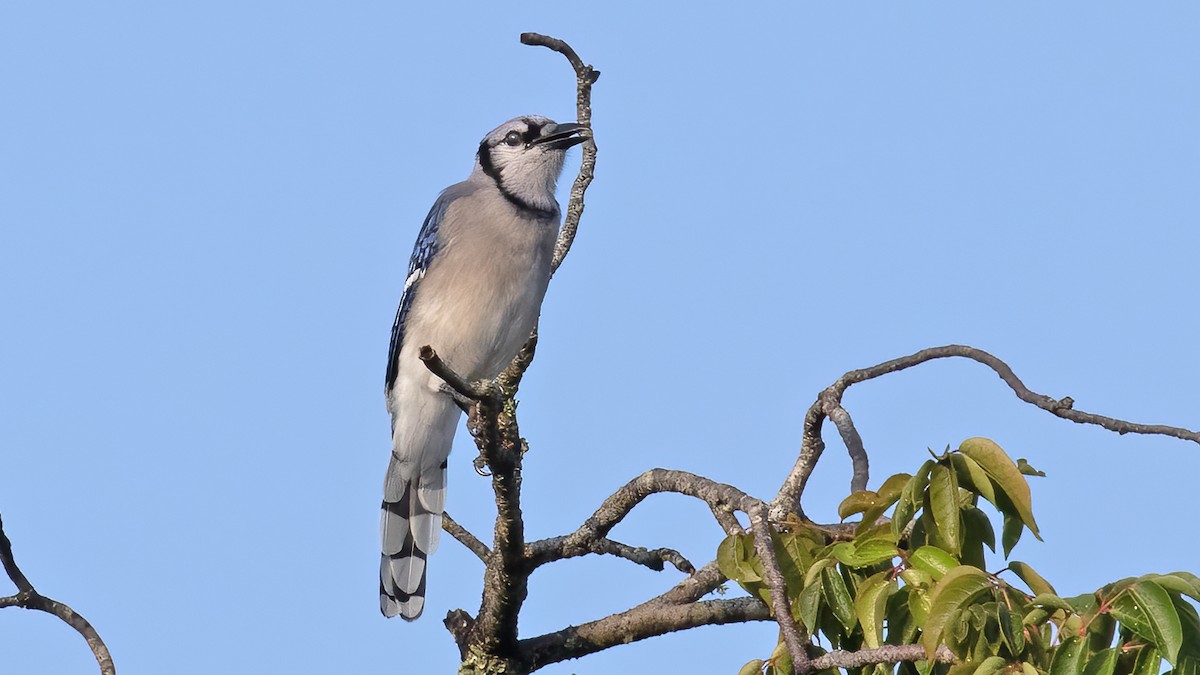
[381,115,586,619]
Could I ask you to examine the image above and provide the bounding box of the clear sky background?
[1,3,1197,674]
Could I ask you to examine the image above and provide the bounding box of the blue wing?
[385,192,451,394]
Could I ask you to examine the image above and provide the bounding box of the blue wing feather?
[385,192,451,394]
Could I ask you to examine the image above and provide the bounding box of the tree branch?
[443,511,490,562]
[748,504,809,675]
[525,467,747,572]
[526,534,693,574]
[519,597,770,671]
[0,514,115,675]
[419,345,493,401]
[771,344,1200,521]
[808,644,956,670]
[520,32,600,275]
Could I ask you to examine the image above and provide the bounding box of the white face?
[476,115,584,212]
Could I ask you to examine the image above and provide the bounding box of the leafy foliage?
[720,438,1200,675]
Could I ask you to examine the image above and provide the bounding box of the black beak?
[529,122,588,150]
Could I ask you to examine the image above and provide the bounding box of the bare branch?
[809,644,956,671]
[748,504,809,675]
[0,514,115,675]
[519,597,770,671]
[526,467,748,572]
[527,533,693,573]
[772,344,1200,521]
[828,405,869,493]
[520,32,600,275]
[443,511,490,562]
[419,345,492,401]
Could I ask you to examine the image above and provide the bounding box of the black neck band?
[477,143,557,219]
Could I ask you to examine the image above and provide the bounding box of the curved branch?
[526,467,747,572]
[520,32,600,275]
[0,514,115,675]
[527,534,693,573]
[772,344,1200,521]
[828,405,868,493]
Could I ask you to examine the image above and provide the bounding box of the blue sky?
[1,3,1197,673]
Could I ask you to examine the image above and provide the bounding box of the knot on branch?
[444,609,476,655]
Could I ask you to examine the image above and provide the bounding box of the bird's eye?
[504,131,523,146]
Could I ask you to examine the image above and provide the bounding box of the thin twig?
[0,514,115,675]
[772,344,1200,521]
[419,345,491,401]
[521,32,600,274]
[526,468,748,571]
[527,534,694,574]
[443,511,490,562]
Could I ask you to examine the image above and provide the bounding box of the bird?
[380,115,587,620]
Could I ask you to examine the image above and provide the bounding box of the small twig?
[443,511,490,562]
[418,345,492,401]
[527,534,693,573]
[772,344,1200,521]
[808,644,956,670]
[527,469,748,571]
[827,404,869,493]
[748,504,809,675]
[520,32,600,275]
[0,514,115,675]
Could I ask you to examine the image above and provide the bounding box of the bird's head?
[474,115,588,214]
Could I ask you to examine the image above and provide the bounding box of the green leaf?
[996,603,1024,656]
[1082,648,1119,675]
[1085,612,1114,654]
[958,438,1040,538]
[950,453,997,504]
[960,507,994,569]
[1131,648,1161,675]
[929,464,963,557]
[840,490,881,519]
[1008,561,1056,596]
[1146,573,1200,603]
[1029,593,1074,613]
[831,540,899,568]
[894,460,936,539]
[974,656,1010,675]
[910,546,959,581]
[1016,458,1045,477]
[718,534,763,583]
[923,566,994,659]
[1172,596,1200,659]
[887,589,920,645]
[797,579,823,632]
[1021,663,1039,675]
[855,571,896,649]
[878,472,913,503]
[770,640,794,675]
[1065,593,1099,615]
[1023,606,1052,627]
[1001,512,1023,559]
[1051,637,1088,675]
[740,659,766,675]
[1109,580,1183,666]
[823,566,858,633]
